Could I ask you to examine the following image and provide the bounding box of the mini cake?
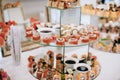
[69,38,78,45]
[32,34,40,41]
[26,31,33,38]
[56,38,65,46]
[42,37,53,44]
[81,36,89,43]
[89,34,97,41]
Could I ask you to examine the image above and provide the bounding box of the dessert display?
[91,34,120,53]
[0,69,10,80]
[99,19,120,34]
[47,0,80,9]
[81,4,120,18]
[27,51,100,80]
[25,24,100,46]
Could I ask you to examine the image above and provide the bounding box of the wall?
[2,0,47,21]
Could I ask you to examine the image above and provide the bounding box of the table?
[0,46,120,80]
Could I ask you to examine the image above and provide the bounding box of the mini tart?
[81,36,89,43]
[93,30,100,37]
[69,38,78,45]
[89,34,97,41]
[56,38,65,46]
[32,34,40,41]
[42,37,53,44]
[26,31,33,38]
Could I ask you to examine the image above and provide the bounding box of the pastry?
[71,54,78,58]
[42,37,53,44]
[53,72,61,80]
[69,38,78,45]
[56,38,65,46]
[87,70,95,80]
[65,74,73,80]
[89,34,97,41]
[81,36,89,43]
[76,72,87,80]
[32,33,40,41]
[56,53,62,60]
[26,31,33,38]
[28,56,36,74]
[36,63,43,79]
[47,50,54,66]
